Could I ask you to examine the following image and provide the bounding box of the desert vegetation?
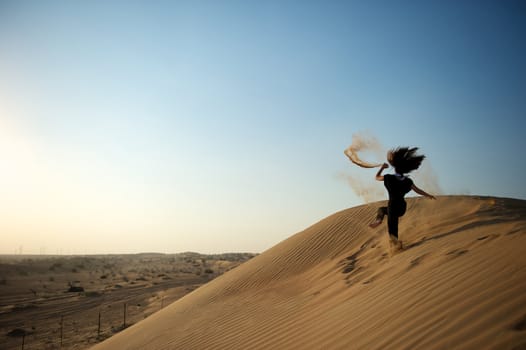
[0,252,255,349]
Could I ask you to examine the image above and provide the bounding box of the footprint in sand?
[407,253,430,270]
[446,249,469,257]
[506,228,523,236]
[513,314,526,332]
[341,255,358,274]
[339,239,374,275]
[476,233,500,242]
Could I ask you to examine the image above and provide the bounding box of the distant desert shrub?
[49,262,63,271]
[67,281,84,292]
[7,328,33,337]
[67,285,84,292]
[111,323,131,333]
[16,269,28,276]
[204,269,214,274]
[100,275,108,279]
[12,303,38,311]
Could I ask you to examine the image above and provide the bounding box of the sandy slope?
[91,196,526,350]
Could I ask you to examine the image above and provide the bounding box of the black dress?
[382,174,413,238]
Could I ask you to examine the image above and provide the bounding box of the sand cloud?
[342,132,442,203]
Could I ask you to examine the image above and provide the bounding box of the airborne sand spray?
[341,133,386,203]
[342,132,442,203]
[344,133,383,168]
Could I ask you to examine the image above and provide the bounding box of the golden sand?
[92,196,526,350]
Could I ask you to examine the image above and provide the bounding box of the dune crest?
[92,196,526,350]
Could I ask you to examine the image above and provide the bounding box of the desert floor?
[91,196,526,350]
[0,252,255,349]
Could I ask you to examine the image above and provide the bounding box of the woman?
[369,147,436,249]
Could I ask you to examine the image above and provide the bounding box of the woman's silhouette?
[369,147,436,249]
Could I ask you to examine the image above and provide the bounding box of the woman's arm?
[375,163,389,181]
[411,184,436,200]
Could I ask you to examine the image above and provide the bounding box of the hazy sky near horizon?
[1,1,525,254]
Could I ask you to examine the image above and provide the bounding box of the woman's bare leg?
[369,207,387,228]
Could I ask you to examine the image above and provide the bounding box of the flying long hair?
[387,147,425,175]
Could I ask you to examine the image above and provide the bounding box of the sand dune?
[91,196,526,350]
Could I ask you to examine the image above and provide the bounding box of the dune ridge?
[92,196,526,350]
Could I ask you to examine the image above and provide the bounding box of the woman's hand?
[412,184,436,200]
[375,163,388,181]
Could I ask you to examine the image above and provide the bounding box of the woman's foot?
[389,235,403,250]
[369,219,382,228]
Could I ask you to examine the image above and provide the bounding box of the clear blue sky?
[1,1,525,254]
